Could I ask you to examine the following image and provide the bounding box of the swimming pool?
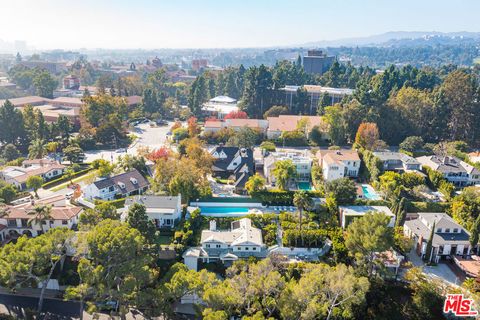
[199,206,251,217]
[361,184,381,200]
[298,182,312,191]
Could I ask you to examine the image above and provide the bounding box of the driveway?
[406,249,462,286]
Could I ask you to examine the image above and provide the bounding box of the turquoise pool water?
[298,182,312,190]
[361,185,381,200]
[200,206,250,217]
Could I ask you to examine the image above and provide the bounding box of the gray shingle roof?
[125,195,180,209]
[405,212,470,246]
[93,169,149,195]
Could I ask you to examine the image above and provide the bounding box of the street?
[0,293,80,319]
[83,122,173,163]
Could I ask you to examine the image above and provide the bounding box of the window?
[252,247,257,251]
[62,220,68,225]
[206,244,210,248]
[445,228,450,233]
[245,247,249,251]
[436,228,442,233]
[216,244,221,248]
[165,219,171,225]
[353,162,357,167]
[21,219,28,227]
[7,219,16,227]
[453,228,458,233]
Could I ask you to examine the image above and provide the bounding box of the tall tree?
[424,222,435,263]
[75,220,156,318]
[293,190,313,239]
[346,212,394,276]
[0,100,26,145]
[272,159,296,191]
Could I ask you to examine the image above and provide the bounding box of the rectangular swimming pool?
[199,206,251,217]
[297,182,312,191]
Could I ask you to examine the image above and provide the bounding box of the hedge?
[42,167,93,189]
[254,190,323,206]
[94,198,126,209]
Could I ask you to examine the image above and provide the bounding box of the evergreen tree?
[470,215,480,254]
[424,222,435,263]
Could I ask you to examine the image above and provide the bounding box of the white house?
[264,151,312,186]
[317,150,360,182]
[183,218,266,271]
[0,197,82,242]
[339,206,396,229]
[0,159,65,190]
[124,195,182,228]
[202,96,239,119]
[83,169,149,201]
[404,212,471,263]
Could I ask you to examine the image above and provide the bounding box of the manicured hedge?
[254,190,323,206]
[94,198,126,209]
[42,167,93,189]
[196,197,261,203]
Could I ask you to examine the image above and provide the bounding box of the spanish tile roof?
[318,149,360,165]
[267,115,325,132]
[5,205,82,220]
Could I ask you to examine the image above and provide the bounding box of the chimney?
[209,220,217,231]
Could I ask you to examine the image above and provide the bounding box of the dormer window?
[445,228,450,233]
[436,228,442,233]
[118,182,126,189]
[130,177,138,184]
[453,228,458,233]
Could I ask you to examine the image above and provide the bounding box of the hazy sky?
[1,0,479,49]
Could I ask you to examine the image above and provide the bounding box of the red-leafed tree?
[224,110,248,119]
[148,147,170,162]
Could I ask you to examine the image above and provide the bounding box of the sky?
[0,0,480,50]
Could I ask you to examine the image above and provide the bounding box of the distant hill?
[303,31,480,47]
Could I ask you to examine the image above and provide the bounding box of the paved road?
[83,122,174,163]
[0,293,80,319]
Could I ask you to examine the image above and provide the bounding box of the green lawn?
[157,235,173,245]
[50,172,96,192]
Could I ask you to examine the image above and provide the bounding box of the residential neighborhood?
[0,1,479,320]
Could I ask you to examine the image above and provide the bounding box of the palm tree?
[28,139,47,159]
[28,204,53,231]
[293,190,313,245]
[272,159,296,191]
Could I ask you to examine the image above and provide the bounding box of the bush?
[94,198,126,209]
[259,141,276,152]
[406,201,449,213]
[279,130,308,146]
